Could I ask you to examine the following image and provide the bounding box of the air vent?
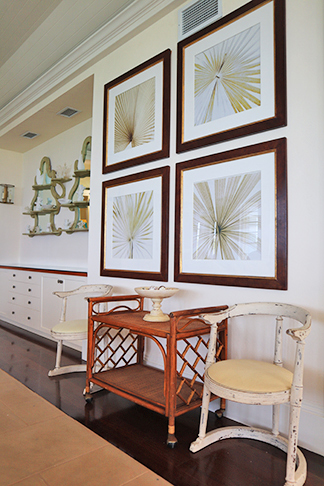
[178,0,222,41]
[57,107,80,118]
[21,131,39,139]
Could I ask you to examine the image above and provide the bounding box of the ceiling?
[0,0,171,153]
[0,76,94,152]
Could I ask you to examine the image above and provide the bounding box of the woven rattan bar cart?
[84,294,227,446]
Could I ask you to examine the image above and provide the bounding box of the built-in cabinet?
[0,267,87,351]
[8,270,42,328]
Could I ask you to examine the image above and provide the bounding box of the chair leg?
[48,340,87,377]
[285,401,302,486]
[198,386,211,439]
[48,340,63,376]
[55,340,63,370]
[49,363,86,376]
[272,403,280,436]
[190,385,211,452]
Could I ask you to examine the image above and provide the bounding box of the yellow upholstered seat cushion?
[51,319,87,334]
[207,359,293,394]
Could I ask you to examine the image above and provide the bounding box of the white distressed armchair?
[190,302,311,486]
[48,284,113,377]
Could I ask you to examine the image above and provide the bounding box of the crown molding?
[0,0,181,131]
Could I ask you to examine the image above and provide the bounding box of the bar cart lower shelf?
[85,295,228,446]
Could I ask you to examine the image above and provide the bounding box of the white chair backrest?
[54,284,113,299]
[202,302,311,371]
[202,302,310,331]
[54,284,113,322]
[226,302,310,326]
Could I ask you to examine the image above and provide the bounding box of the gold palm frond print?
[112,190,154,259]
[114,77,155,154]
[194,24,261,125]
[193,171,261,260]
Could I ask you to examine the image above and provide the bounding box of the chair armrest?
[54,285,113,300]
[53,290,76,299]
[286,319,311,342]
[201,307,232,325]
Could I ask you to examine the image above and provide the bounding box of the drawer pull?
[12,285,16,289]
[27,316,31,320]
[11,311,15,315]
[57,279,64,284]
[28,276,32,280]
[28,301,31,305]
[12,274,16,277]
[12,297,15,300]
[28,288,32,292]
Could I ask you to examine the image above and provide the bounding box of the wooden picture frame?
[103,49,171,173]
[101,166,170,281]
[174,138,287,289]
[176,0,286,153]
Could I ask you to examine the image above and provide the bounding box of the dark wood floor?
[0,319,323,486]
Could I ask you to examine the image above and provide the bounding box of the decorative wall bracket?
[23,136,91,237]
[23,157,63,236]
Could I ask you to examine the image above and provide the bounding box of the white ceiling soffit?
[0,0,184,133]
[0,76,93,153]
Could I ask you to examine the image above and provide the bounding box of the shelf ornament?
[23,136,91,236]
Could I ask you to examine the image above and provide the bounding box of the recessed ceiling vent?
[21,131,39,139]
[57,107,80,118]
[178,0,222,41]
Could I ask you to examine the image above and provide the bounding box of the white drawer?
[8,304,40,328]
[8,292,40,311]
[9,281,41,298]
[9,270,42,286]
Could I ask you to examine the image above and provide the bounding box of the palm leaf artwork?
[112,190,154,259]
[194,24,261,126]
[114,77,155,154]
[193,171,261,260]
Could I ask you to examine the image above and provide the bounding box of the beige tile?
[122,470,173,486]
[10,474,48,486]
[0,399,27,433]
[0,379,63,425]
[0,372,170,486]
[40,444,151,486]
[0,415,107,485]
[0,369,17,384]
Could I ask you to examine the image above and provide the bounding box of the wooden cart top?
[90,307,227,339]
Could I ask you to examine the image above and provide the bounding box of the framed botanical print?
[101,166,170,281]
[174,138,287,289]
[176,0,286,153]
[103,49,171,173]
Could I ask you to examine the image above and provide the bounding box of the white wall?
[1,0,323,457]
[86,0,324,455]
[20,119,92,270]
[0,148,23,263]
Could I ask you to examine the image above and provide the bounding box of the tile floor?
[0,369,171,486]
